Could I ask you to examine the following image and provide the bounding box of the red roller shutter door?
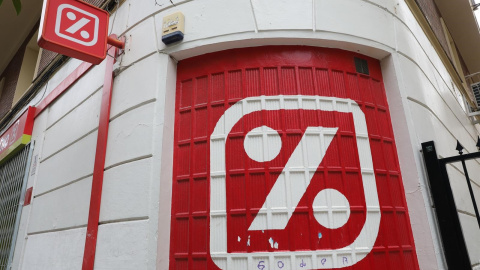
[170,46,420,270]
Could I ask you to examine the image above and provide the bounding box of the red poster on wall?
[170,46,420,270]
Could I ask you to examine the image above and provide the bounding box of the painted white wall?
[10,0,480,269]
[12,50,171,269]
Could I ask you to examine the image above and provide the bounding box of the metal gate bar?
[440,154,480,229]
[7,142,34,270]
[0,144,31,270]
[422,140,480,270]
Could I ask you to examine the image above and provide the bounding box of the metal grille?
[354,57,370,75]
[0,145,30,270]
[472,82,480,108]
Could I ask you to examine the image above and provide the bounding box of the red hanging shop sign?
[38,0,109,64]
[170,47,419,270]
[0,107,35,165]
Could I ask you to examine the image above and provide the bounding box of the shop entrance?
[170,46,420,269]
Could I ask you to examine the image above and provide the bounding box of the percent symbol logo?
[55,4,99,46]
[209,95,381,270]
[65,12,91,39]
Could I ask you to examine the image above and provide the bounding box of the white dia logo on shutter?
[209,95,381,270]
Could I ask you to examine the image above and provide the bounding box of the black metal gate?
[421,139,480,270]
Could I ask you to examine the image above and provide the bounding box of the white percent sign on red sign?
[209,95,381,270]
[55,4,99,46]
[38,0,109,64]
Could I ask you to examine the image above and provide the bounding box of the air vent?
[472,82,480,107]
[354,57,369,75]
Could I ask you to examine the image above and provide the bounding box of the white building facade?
[1,0,479,269]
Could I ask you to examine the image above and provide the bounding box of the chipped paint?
[268,237,279,249]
